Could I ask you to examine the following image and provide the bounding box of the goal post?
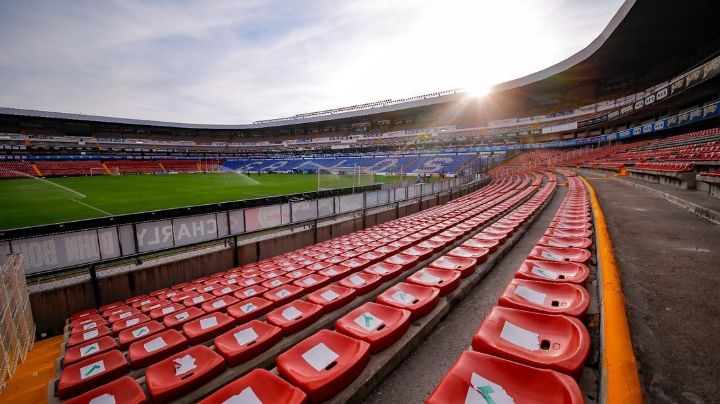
[89,167,106,176]
[316,165,376,191]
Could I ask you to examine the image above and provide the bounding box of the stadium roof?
[1,0,718,132]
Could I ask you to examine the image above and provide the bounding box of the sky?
[0,0,624,124]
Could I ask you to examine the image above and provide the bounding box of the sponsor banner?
[394,187,407,201]
[338,194,363,213]
[228,210,245,234]
[172,214,218,247]
[97,227,121,260]
[291,200,318,222]
[136,220,174,253]
[365,191,379,207]
[244,205,283,232]
[377,190,390,205]
[317,197,335,217]
[11,230,103,274]
[216,213,230,237]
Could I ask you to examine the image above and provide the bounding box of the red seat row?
[428,173,593,403]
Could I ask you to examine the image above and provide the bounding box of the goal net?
[316,166,376,191]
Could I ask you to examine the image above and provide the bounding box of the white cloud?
[0,0,623,124]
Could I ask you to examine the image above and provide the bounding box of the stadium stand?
[48,172,562,402]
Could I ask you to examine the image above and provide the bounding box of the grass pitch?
[0,173,397,230]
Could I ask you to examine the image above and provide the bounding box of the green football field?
[0,173,399,230]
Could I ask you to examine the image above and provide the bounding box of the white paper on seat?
[240,303,256,313]
[325,268,338,276]
[162,306,176,315]
[354,312,384,331]
[500,321,540,351]
[464,372,514,404]
[174,354,197,376]
[349,275,365,285]
[548,240,567,247]
[193,296,205,304]
[419,272,441,284]
[244,279,256,286]
[320,289,339,301]
[243,289,257,297]
[132,326,150,338]
[266,272,277,278]
[125,318,140,327]
[80,342,100,357]
[203,286,214,292]
[302,343,339,372]
[89,393,117,404]
[83,329,99,341]
[270,280,282,287]
[212,299,227,308]
[227,278,238,285]
[276,289,291,298]
[514,285,547,305]
[140,300,151,306]
[166,292,177,298]
[119,312,132,319]
[79,359,106,380]
[372,267,389,275]
[303,277,317,286]
[144,336,167,353]
[234,328,259,346]
[83,322,97,331]
[221,287,232,294]
[531,266,559,280]
[175,311,190,321]
[223,387,262,404]
[200,316,219,330]
[282,306,302,321]
[541,251,562,261]
[392,291,415,304]
[292,271,303,277]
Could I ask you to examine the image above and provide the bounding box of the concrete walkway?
[586,176,720,403]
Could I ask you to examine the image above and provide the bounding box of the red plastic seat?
[306,284,356,312]
[118,320,165,349]
[416,239,447,253]
[335,302,411,353]
[140,300,169,314]
[266,300,324,336]
[69,317,107,335]
[128,329,188,369]
[462,237,499,252]
[233,285,268,300]
[197,368,306,404]
[286,268,313,280]
[499,279,590,318]
[180,293,210,307]
[69,314,105,329]
[66,326,112,348]
[428,255,477,278]
[406,267,460,296]
[375,282,440,320]
[316,265,351,281]
[338,272,383,295]
[383,253,420,270]
[182,312,236,344]
[70,309,98,321]
[293,273,330,291]
[111,314,151,333]
[212,284,240,297]
[474,230,506,242]
[426,351,583,404]
[63,336,118,367]
[262,275,293,289]
[149,303,184,320]
[362,262,403,281]
[226,297,274,323]
[358,250,385,264]
[162,306,205,330]
[106,308,140,323]
[145,345,226,403]
[57,350,129,399]
[214,320,283,367]
[132,297,162,309]
[201,296,239,313]
[528,246,592,264]
[537,236,592,249]
[263,284,305,305]
[544,228,592,238]
[339,256,371,271]
[276,329,371,403]
[448,245,490,262]
[471,306,590,376]
[64,376,147,404]
[402,245,434,260]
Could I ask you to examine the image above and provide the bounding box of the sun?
[464,83,493,99]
